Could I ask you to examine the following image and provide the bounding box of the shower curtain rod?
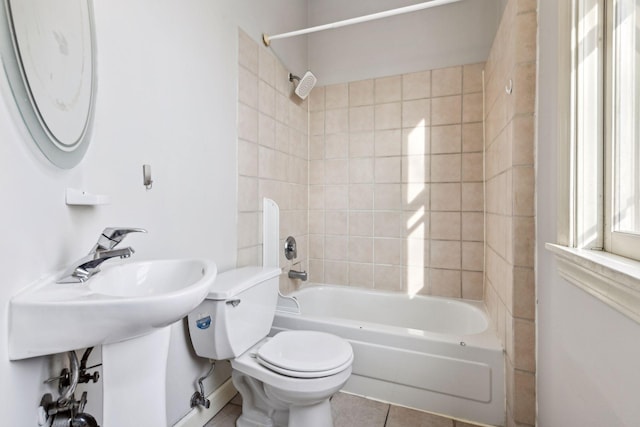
[262,0,464,46]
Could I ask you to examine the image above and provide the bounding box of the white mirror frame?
[0,0,97,169]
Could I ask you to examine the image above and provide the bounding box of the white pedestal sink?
[8,259,217,427]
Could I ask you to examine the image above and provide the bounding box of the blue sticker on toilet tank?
[196,316,211,330]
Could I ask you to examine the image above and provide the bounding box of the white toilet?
[188,266,353,427]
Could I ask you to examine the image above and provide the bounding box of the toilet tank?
[188,266,281,360]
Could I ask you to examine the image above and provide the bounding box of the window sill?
[546,243,640,324]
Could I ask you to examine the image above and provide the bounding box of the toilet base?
[232,371,334,427]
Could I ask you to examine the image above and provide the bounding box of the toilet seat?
[256,331,353,378]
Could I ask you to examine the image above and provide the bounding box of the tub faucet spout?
[288,269,308,281]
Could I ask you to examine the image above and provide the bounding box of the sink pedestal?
[102,327,171,427]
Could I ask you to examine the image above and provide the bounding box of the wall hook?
[505,79,513,95]
[143,164,153,190]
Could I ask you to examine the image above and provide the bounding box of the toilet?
[188,266,353,427]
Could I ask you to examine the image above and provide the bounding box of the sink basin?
[8,259,217,360]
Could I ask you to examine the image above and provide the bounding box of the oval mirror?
[0,0,96,168]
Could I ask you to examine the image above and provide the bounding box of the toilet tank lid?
[206,266,281,300]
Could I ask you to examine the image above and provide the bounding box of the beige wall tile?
[349,212,374,237]
[238,104,258,142]
[375,129,402,157]
[349,263,374,288]
[375,102,402,130]
[238,66,258,108]
[309,185,325,210]
[349,158,374,183]
[349,106,375,132]
[375,75,402,103]
[238,176,258,212]
[462,271,484,300]
[402,99,431,128]
[462,182,484,211]
[431,95,462,126]
[309,234,325,259]
[430,240,461,269]
[405,210,429,240]
[309,160,324,185]
[375,157,402,183]
[513,166,535,216]
[326,108,349,134]
[308,86,325,112]
[258,80,275,117]
[430,269,461,298]
[308,259,324,283]
[404,266,430,295]
[431,154,461,182]
[431,183,461,211]
[402,183,430,211]
[325,159,349,184]
[462,152,484,182]
[463,62,485,94]
[462,122,483,154]
[349,79,374,106]
[309,211,325,235]
[374,184,402,211]
[402,70,431,100]
[431,125,461,154]
[325,83,349,109]
[258,48,275,87]
[325,133,349,159]
[513,216,535,267]
[374,238,402,265]
[463,93,484,123]
[309,111,325,136]
[374,211,404,238]
[325,236,348,260]
[349,132,375,158]
[462,212,485,241]
[237,212,259,248]
[462,241,484,271]
[431,211,461,240]
[325,185,349,210]
[238,30,258,73]
[402,127,430,156]
[325,211,348,235]
[258,113,276,148]
[349,237,373,263]
[374,265,403,291]
[238,139,258,177]
[325,260,348,285]
[432,66,462,97]
[402,155,430,183]
[403,238,430,267]
[349,184,374,210]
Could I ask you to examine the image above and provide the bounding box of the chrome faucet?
[288,269,308,281]
[57,227,146,284]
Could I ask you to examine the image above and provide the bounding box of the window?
[548,0,640,324]
[605,0,640,260]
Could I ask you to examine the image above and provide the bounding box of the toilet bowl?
[188,266,353,427]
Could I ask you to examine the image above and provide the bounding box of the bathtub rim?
[277,283,503,352]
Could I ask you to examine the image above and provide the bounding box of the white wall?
[537,1,640,425]
[307,0,502,85]
[0,1,307,426]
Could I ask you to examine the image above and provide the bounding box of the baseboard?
[173,378,237,427]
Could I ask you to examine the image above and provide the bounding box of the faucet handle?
[93,227,147,252]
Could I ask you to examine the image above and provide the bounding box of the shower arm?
[262,0,464,46]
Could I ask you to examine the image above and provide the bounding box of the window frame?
[603,0,640,260]
[549,0,640,324]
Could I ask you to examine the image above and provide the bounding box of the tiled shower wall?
[236,30,309,293]
[484,0,537,426]
[306,64,485,299]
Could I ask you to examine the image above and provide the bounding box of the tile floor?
[204,392,482,427]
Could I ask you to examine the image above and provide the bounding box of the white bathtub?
[271,285,505,426]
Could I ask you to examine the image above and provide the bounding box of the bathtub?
[270,285,505,426]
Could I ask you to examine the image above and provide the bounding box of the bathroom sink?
[8,259,217,360]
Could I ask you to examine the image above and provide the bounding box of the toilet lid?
[256,331,353,377]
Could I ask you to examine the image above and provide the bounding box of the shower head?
[289,71,317,100]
